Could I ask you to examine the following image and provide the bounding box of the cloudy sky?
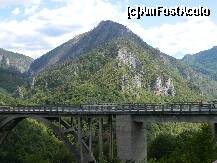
[0,0,217,59]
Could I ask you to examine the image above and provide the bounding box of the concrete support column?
[88,118,93,154]
[116,115,147,163]
[78,117,84,163]
[0,118,4,145]
[58,117,61,129]
[109,115,114,161]
[210,122,217,139]
[98,118,103,162]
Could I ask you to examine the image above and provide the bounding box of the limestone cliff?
[153,77,175,96]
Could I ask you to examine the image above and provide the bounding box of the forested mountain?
[182,46,217,98]
[0,67,28,94]
[26,21,205,105]
[0,49,33,94]
[182,46,217,79]
[30,20,141,74]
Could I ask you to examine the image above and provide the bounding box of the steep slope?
[182,46,217,98]
[30,20,152,74]
[0,48,33,73]
[29,37,203,104]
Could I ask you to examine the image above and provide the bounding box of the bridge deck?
[0,103,217,115]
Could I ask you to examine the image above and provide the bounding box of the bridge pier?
[98,118,103,162]
[78,117,84,163]
[88,118,93,155]
[109,115,114,161]
[116,115,147,163]
[210,122,217,139]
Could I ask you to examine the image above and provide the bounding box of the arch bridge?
[1,102,217,163]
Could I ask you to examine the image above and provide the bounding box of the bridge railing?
[0,102,217,114]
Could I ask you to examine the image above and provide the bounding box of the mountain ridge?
[0,48,33,73]
[182,46,217,80]
[29,20,153,74]
[182,46,217,98]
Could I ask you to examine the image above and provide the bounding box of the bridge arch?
[0,115,95,163]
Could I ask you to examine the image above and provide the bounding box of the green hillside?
[182,46,217,79]
[0,67,29,94]
[29,38,203,105]
[182,46,217,98]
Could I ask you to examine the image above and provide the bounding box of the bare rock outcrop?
[0,55,10,67]
[117,47,140,69]
[153,77,175,96]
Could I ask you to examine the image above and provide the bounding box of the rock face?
[117,47,176,96]
[30,77,35,90]
[0,55,10,67]
[15,86,23,98]
[118,47,143,92]
[118,47,140,69]
[0,55,2,63]
[0,49,33,73]
[121,74,142,91]
[153,77,175,96]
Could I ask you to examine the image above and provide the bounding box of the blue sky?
[0,0,217,59]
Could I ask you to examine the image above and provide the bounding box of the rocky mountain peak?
[96,20,131,36]
[30,20,139,74]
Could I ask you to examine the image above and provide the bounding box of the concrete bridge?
[1,102,217,163]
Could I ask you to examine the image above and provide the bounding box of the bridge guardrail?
[0,103,217,115]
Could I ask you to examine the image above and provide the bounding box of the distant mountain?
[30,20,151,74]
[0,48,33,73]
[182,46,217,98]
[182,46,217,79]
[0,49,33,93]
[28,20,204,104]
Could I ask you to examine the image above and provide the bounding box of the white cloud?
[0,0,217,60]
[0,0,41,5]
[12,7,20,15]
[139,16,217,58]
[0,0,125,58]
[24,5,38,15]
